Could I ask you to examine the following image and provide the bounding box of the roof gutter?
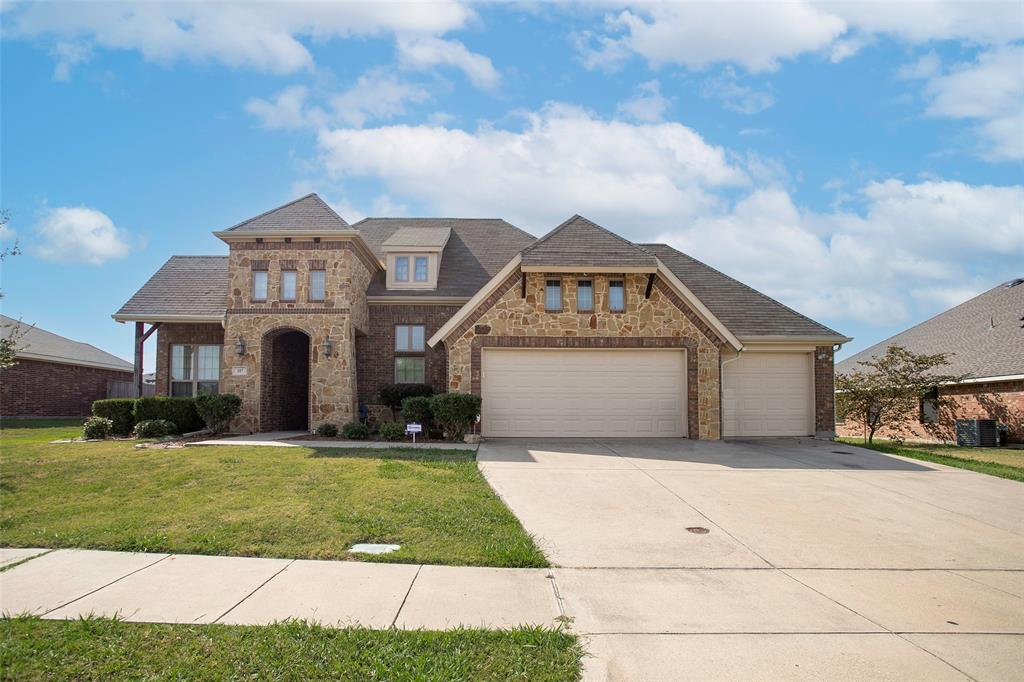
[739,334,853,345]
[112,314,224,324]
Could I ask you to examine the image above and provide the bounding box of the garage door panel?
[723,352,813,438]
[482,350,686,438]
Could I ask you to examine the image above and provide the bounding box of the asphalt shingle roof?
[222,194,349,232]
[836,279,1024,379]
[1,315,133,371]
[644,244,846,339]
[382,227,451,248]
[522,215,658,269]
[356,218,535,298]
[115,256,229,318]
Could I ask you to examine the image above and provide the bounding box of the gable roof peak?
[520,214,657,269]
[221,193,349,233]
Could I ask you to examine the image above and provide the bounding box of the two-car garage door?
[480,348,814,438]
[482,350,687,438]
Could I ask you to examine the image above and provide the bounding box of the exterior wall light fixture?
[235,337,246,356]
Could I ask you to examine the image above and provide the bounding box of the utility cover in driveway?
[481,349,687,438]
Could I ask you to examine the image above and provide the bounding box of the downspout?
[719,346,743,439]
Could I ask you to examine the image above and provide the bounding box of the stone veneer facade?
[219,239,375,433]
[442,271,725,439]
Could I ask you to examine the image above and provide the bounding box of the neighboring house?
[0,315,134,417]
[114,194,850,439]
[836,279,1024,443]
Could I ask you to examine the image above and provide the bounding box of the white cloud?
[396,36,500,90]
[309,102,1021,327]
[918,46,1024,161]
[7,1,474,76]
[316,102,747,230]
[577,1,1024,74]
[701,68,775,114]
[330,70,431,127]
[50,40,92,81]
[581,2,846,72]
[34,206,134,265]
[245,85,314,130]
[616,80,669,122]
[247,70,431,130]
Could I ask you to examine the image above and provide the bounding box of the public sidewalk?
[0,548,559,629]
[188,431,477,450]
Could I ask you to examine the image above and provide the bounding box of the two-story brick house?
[115,194,851,438]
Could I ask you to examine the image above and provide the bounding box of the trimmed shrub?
[82,417,113,440]
[378,383,433,415]
[91,399,136,436]
[134,397,203,434]
[315,422,338,437]
[341,421,369,440]
[400,396,432,426]
[132,419,177,439]
[430,392,482,440]
[194,393,242,434]
[378,421,405,442]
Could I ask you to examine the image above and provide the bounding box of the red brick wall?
[154,323,225,395]
[356,303,461,408]
[836,379,1024,443]
[0,359,133,417]
[814,346,836,436]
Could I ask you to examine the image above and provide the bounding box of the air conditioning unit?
[955,419,999,447]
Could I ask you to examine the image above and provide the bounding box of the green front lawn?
[0,419,546,567]
[0,617,583,681]
[838,437,1024,482]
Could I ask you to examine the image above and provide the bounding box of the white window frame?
[545,279,562,312]
[252,271,268,302]
[309,269,326,302]
[395,256,410,282]
[577,279,594,312]
[414,256,429,282]
[608,279,625,312]
[170,344,220,397]
[281,270,297,301]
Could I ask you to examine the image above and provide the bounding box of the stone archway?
[260,327,310,432]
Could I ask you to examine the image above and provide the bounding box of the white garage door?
[482,349,687,438]
[722,352,813,437]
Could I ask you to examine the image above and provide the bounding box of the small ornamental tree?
[835,345,962,444]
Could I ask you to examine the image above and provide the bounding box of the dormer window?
[395,256,410,282]
[382,227,451,291]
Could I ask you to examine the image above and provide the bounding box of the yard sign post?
[406,422,422,443]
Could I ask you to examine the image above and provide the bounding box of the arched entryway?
[260,328,310,432]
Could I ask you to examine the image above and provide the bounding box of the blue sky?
[2,1,1022,369]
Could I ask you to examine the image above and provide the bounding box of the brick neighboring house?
[0,315,134,418]
[836,279,1024,443]
[114,194,851,438]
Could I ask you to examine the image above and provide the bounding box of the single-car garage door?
[722,351,813,437]
[482,349,687,438]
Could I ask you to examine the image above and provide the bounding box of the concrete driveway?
[478,438,1024,681]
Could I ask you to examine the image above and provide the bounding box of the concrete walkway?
[189,431,477,450]
[0,549,559,630]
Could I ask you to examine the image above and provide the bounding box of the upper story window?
[545,279,562,311]
[252,271,268,302]
[382,227,449,291]
[577,280,593,312]
[309,269,326,302]
[608,280,625,312]
[281,269,297,301]
[171,344,220,397]
[396,324,425,352]
[395,256,410,282]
